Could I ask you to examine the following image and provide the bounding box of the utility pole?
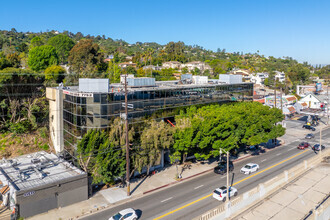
[327,82,329,125]
[124,74,130,196]
[226,150,229,204]
[320,127,322,156]
[280,87,283,113]
[274,78,277,109]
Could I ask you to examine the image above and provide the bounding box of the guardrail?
[193,148,330,220]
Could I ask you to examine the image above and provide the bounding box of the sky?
[1,0,329,65]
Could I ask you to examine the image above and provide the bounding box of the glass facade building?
[61,82,253,152]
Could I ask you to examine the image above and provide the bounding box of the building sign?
[63,90,93,97]
[23,191,35,197]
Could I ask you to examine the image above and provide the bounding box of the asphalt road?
[81,126,330,220]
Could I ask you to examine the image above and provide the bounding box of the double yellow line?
[153,149,308,220]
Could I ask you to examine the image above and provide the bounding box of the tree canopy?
[28,45,59,72]
[47,34,75,64]
[173,102,285,160]
[68,39,104,76]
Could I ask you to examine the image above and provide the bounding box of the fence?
[193,149,330,220]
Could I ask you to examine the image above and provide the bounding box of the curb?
[143,153,253,195]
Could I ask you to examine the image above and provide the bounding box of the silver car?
[305,133,315,139]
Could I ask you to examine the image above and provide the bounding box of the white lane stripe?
[221,176,226,179]
[261,159,267,162]
[161,197,173,203]
[276,153,281,156]
[194,185,204,190]
[287,148,295,151]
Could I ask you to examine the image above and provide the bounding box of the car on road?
[297,142,310,150]
[109,208,138,220]
[312,144,325,151]
[305,133,315,139]
[302,124,316,131]
[214,161,234,174]
[213,186,238,202]
[240,163,259,174]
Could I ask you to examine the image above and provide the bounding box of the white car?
[109,208,138,220]
[240,163,259,174]
[212,186,238,202]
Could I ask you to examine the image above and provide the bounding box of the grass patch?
[39,144,49,150]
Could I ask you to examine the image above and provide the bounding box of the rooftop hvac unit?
[79,78,109,93]
[219,74,242,84]
[127,77,156,87]
[192,76,208,84]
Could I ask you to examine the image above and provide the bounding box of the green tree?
[44,65,66,83]
[124,66,137,76]
[28,45,59,72]
[6,53,21,68]
[108,60,122,83]
[181,67,188,74]
[30,36,44,48]
[173,102,285,161]
[68,39,105,76]
[47,34,75,64]
[137,120,174,174]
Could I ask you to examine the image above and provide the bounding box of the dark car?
[214,161,234,174]
[312,144,325,151]
[297,142,310,150]
[305,133,315,139]
[302,125,316,131]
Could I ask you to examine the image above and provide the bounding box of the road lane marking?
[194,185,204,190]
[153,149,308,220]
[161,197,173,203]
[221,176,226,179]
[261,159,267,162]
[287,148,295,151]
[276,153,281,156]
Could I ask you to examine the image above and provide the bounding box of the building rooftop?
[0,151,85,192]
[61,79,252,94]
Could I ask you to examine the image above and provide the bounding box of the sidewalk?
[29,123,329,220]
[29,153,253,220]
[232,162,330,220]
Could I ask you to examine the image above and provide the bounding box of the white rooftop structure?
[0,151,85,192]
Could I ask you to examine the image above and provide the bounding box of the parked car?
[297,142,310,150]
[109,208,138,220]
[305,133,315,139]
[213,186,238,202]
[312,144,325,151]
[214,161,234,174]
[240,163,259,174]
[302,125,316,131]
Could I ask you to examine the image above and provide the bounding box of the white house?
[143,65,162,71]
[181,61,212,73]
[299,93,326,109]
[275,71,285,83]
[294,102,308,113]
[162,61,182,69]
[251,72,269,85]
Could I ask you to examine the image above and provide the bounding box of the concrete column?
[47,88,64,153]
